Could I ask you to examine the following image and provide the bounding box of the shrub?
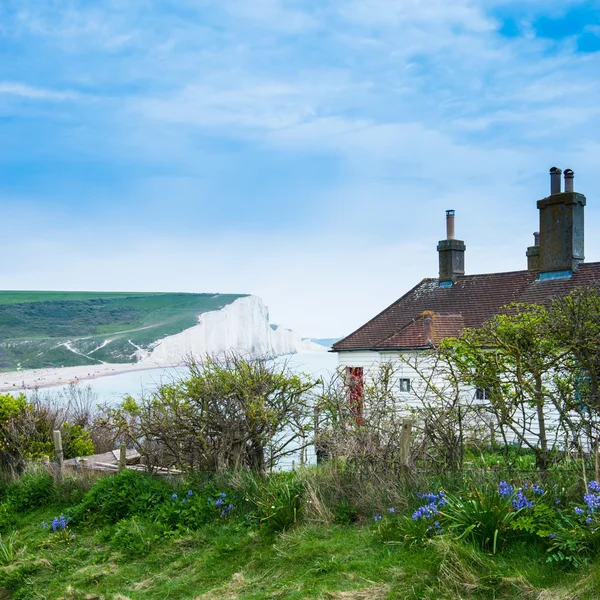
[154,488,236,533]
[8,470,56,510]
[69,470,170,524]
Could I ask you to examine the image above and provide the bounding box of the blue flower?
[171,493,178,501]
[389,507,395,514]
[589,481,600,493]
[555,498,561,505]
[575,507,585,515]
[42,522,48,529]
[216,498,223,507]
[586,517,593,524]
[221,509,227,517]
[511,490,534,510]
[532,484,544,495]
[51,515,67,531]
[584,493,600,512]
[228,504,234,511]
[187,490,193,497]
[498,480,513,498]
[374,514,382,522]
[219,492,227,499]
[207,497,212,504]
[549,533,557,539]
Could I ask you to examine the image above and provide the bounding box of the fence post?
[119,443,127,472]
[53,430,63,482]
[399,419,413,469]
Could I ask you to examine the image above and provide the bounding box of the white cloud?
[0,82,79,101]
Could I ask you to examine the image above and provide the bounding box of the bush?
[69,470,171,524]
[8,470,56,510]
[154,487,237,533]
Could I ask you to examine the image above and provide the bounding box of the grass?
[1,509,596,599]
[0,469,599,600]
[0,291,247,371]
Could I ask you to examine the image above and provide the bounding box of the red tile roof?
[333,263,600,351]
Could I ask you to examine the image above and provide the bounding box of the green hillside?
[0,291,247,371]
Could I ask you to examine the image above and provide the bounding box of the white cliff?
[142,295,326,366]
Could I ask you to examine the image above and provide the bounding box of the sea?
[32,351,340,469]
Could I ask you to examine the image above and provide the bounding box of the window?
[475,388,490,400]
[399,378,411,392]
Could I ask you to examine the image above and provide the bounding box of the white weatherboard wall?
[337,349,568,449]
[143,295,325,366]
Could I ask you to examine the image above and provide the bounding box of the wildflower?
[549,533,557,539]
[389,507,395,514]
[207,497,212,504]
[498,481,513,498]
[374,514,382,522]
[42,522,48,529]
[532,484,544,495]
[221,509,226,517]
[589,481,600,493]
[171,493,178,501]
[51,515,67,531]
[228,504,234,511]
[182,498,187,504]
[219,492,227,499]
[584,493,600,513]
[575,507,585,515]
[586,517,593,525]
[187,490,193,497]
[555,498,561,505]
[511,489,534,510]
[216,498,223,507]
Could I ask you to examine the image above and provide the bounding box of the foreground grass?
[2,504,600,600]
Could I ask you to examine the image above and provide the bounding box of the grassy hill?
[0,291,247,371]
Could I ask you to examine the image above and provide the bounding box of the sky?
[1,0,600,338]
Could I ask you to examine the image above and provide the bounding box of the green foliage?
[61,423,94,459]
[333,501,358,525]
[153,487,235,533]
[441,487,524,552]
[0,531,18,565]
[69,470,170,524]
[249,474,304,532]
[8,471,56,510]
[511,503,557,539]
[0,393,27,423]
[109,516,162,557]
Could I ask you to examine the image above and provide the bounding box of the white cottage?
[332,168,600,416]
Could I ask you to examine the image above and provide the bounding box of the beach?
[0,360,175,393]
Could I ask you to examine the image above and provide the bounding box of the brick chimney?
[437,210,466,284]
[526,232,540,271]
[536,167,586,274]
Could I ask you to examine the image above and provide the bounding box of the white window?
[399,378,411,392]
[475,388,489,400]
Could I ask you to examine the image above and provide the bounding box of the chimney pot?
[446,209,455,240]
[534,232,540,246]
[550,167,562,195]
[564,169,575,193]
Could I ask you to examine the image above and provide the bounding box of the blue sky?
[1,0,600,337]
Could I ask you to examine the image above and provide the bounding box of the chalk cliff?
[142,296,325,365]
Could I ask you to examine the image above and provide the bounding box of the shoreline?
[0,361,183,393]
